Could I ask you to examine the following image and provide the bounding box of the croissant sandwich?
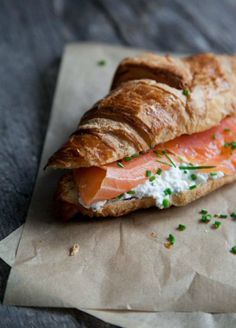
[47,53,236,220]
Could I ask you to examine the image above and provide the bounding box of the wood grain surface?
[1,0,236,327]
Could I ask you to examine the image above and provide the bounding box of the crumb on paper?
[69,244,80,256]
[150,232,158,238]
[164,242,173,249]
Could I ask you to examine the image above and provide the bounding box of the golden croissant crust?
[47,53,236,169]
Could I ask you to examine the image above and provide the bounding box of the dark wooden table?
[1,0,236,327]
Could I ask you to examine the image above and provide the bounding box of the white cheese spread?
[79,165,224,211]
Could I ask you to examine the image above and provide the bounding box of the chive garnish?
[162,199,170,208]
[162,150,176,167]
[182,89,190,96]
[212,134,216,140]
[224,141,236,150]
[231,212,236,219]
[231,246,236,254]
[189,185,197,190]
[97,59,106,66]
[201,214,212,223]
[127,190,136,195]
[149,176,156,182]
[210,172,217,177]
[219,214,227,219]
[157,168,162,175]
[200,209,208,215]
[164,188,172,196]
[156,159,172,167]
[153,150,162,158]
[167,234,176,245]
[124,156,132,162]
[191,174,197,180]
[117,194,124,199]
[177,224,186,231]
[213,221,221,229]
[146,170,152,177]
[184,170,188,174]
[224,128,231,132]
[179,165,216,170]
[132,153,139,158]
[117,161,124,168]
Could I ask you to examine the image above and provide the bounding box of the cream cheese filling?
[79,165,224,212]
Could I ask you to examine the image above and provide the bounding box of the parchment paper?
[3,43,236,313]
[1,226,236,328]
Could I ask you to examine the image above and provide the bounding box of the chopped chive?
[224,128,231,132]
[214,214,219,218]
[97,59,106,66]
[230,212,236,219]
[177,224,186,231]
[200,209,208,215]
[117,194,124,199]
[117,161,124,168]
[162,150,176,167]
[132,153,139,158]
[127,190,136,195]
[189,184,197,190]
[162,198,170,208]
[191,174,197,180]
[149,176,156,182]
[218,214,228,219]
[224,141,236,150]
[213,221,221,229]
[184,170,188,174]
[156,159,172,167]
[182,89,190,96]
[201,214,212,223]
[124,156,132,162]
[212,133,216,140]
[230,246,236,254]
[153,150,162,158]
[210,172,217,177]
[167,234,176,245]
[146,170,152,177]
[179,165,216,170]
[157,168,162,175]
[164,188,172,196]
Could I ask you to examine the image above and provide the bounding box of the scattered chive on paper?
[230,246,236,254]
[167,234,176,245]
[162,198,170,208]
[182,89,190,96]
[219,214,228,219]
[146,170,152,177]
[200,209,208,215]
[201,214,212,223]
[231,212,236,219]
[117,161,124,168]
[97,59,106,66]
[213,221,221,229]
[177,224,186,231]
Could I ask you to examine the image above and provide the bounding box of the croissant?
[47,53,236,219]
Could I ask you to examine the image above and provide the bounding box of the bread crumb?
[164,242,173,249]
[150,232,158,238]
[69,244,80,256]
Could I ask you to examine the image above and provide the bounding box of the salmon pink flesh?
[74,116,236,206]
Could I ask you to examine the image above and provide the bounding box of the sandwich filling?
[73,116,236,211]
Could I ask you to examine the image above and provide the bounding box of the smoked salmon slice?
[74,116,236,206]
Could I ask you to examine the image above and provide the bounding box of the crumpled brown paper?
[3,43,236,313]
